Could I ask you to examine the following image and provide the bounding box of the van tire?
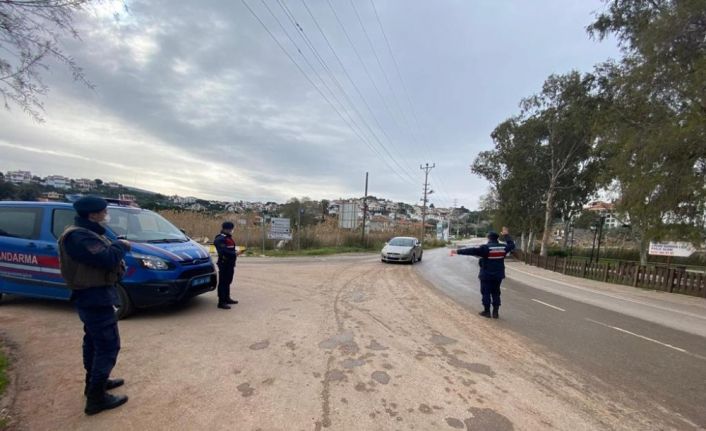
[115,284,134,320]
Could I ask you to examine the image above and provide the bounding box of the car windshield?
[107,208,187,242]
[389,238,415,247]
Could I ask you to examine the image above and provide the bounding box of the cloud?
[0,0,619,208]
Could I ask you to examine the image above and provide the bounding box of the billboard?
[339,202,359,229]
[648,241,696,257]
[436,221,449,241]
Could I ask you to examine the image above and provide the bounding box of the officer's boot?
[492,307,499,319]
[84,381,128,415]
[478,308,491,318]
[85,373,125,396]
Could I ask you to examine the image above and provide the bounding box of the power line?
[368,0,457,207]
[323,0,421,184]
[239,0,414,186]
[302,2,458,209]
[275,0,417,185]
[348,0,411,141]
[420,162,435,244]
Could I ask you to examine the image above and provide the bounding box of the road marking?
[531,299,565,312]
[506,266,706,322]
[585,318,688,353]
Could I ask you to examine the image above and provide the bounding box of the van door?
[0,206,69,299]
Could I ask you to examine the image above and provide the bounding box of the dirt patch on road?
[0,256,688,430]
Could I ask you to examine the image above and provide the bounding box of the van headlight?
[132,253,170,270]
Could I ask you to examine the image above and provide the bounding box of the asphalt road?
[415,246,706,430]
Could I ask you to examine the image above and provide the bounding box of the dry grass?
[159,211,435,250]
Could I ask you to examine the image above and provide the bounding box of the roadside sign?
[648,241,696,257]
[269,217,292,240]
[339,202,359,229]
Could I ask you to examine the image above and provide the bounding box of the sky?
[0,0,620,209]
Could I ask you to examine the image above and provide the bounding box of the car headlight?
[132,253,170,270]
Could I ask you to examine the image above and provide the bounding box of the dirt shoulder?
[0,255,681,430]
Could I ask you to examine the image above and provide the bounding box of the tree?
[590,0,706,263]
[0,179,16,200]
[280,197,321,228]
[519,72,600,256]
[94,178,103,186]
[320,199,330,221]
[16,183,41,200]
[0,0,108,120]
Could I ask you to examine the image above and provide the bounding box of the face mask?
[99,214,111,226]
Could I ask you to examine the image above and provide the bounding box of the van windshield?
[107,208,187,243]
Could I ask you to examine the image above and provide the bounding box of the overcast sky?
[1,0,619,208]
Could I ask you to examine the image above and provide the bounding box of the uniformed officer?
[58,196,131,415]
[450,227,515,319]
[214,221,240,310]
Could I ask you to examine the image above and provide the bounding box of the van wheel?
[114,284,134,320]
[418,253,423,262]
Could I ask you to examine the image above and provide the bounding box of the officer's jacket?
[457,235,516,280]
[58,217,129,307]
[214,232,237,266]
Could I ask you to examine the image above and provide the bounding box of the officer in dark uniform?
[58,196,131,415]
[451,227,515,319]
[214,221,239,310]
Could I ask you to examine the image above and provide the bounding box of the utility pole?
[297,203,302,251]
[361,172,369,246]
[451,198,458,239]
[420,163,435,245]
[261,210,266,254]
[596,214,606,263]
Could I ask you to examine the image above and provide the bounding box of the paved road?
[416,246,706,430]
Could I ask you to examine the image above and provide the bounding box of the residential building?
[584,201,628,229]
[74,178,96,192]
[6,170,31,184]
[44,175,71,190]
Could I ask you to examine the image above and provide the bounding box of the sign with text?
[268,217,292,240]
[648,241,696,257]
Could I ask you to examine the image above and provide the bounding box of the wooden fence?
[514,251,706,298]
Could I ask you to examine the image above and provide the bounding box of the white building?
[74,178,96,192]
[44,175,71,190]
[6,170,32,184]
[171,195,197,205]
[584,201,628,229]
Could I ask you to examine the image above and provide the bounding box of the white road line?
[585,318,688,353]
[531,299,566,312]
[506,266,706,322]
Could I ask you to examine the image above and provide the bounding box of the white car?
[381,236,423,264]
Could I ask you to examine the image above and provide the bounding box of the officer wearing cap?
[450,227,515,319]
[214,221,240,309]
[58,196,131,415]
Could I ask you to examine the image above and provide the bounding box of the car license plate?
[191,276,210,287]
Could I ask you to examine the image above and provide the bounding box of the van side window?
[0,207,42,239]
[52,209,77,239]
